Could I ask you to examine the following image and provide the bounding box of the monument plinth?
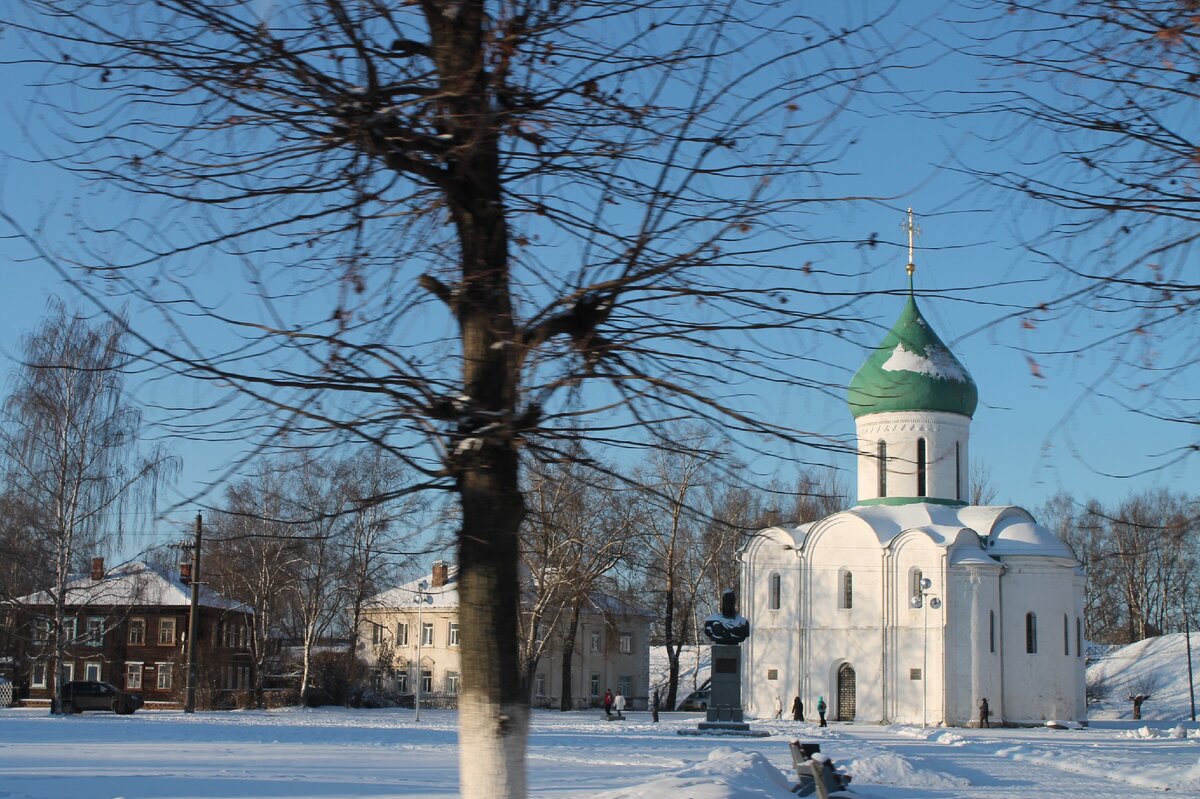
[678,588,769,737]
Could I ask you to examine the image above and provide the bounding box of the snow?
[1,635,1197,797]
[881,342,968,382]
[1087,633,1200,721]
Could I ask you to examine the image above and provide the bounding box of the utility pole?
[1186,610,1196,723]
[185,512,202,713]
[414,579,430,722]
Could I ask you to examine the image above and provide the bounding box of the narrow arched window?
[989,610,996,653]
[877,440,887,497]
[955,441,961,501]
[1026,612,1038,654]
[916,438,927,497]
[1076,617,1082,657]
[842,570,853,610]
[769,573,781,610]
[1063,614,1070,656]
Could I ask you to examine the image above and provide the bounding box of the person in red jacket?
[603,689,614,717]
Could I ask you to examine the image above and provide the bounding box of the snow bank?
[595,747,794,799]
[1087,633,1200,721]
[845,752,969,789]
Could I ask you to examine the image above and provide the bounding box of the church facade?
[739,265,1086,727]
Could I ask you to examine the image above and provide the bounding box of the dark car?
[61,681,144,715]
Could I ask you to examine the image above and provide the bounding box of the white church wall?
[740,528,802,718]
[945,562,1003,726]
[998,558,1087,724]
[802,518,885,722]
[856,411,970,502]
[884,531,948,724]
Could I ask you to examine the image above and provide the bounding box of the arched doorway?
[836,663,856,721]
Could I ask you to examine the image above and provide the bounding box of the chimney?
[91,557,105,582]
[179,563,192,585]
[431,561,448,589]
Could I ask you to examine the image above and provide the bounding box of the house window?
[157,663,173,690]
[396,669,408,693]
[371,623,385,646]
[126,662,143,690]
[449,622,460,647]
[590,674,600,697]
[1063,614,1070,656]
[32,617,50,645]
[128,618,145,645]
[61,617,78,645]
[1026,612,1038,654]
[1076,617,1082,658]
[877,440,887,497]
[159,618,177,645]
[989,610,996,653]
[619,633,632,654]
[421,622,434,646]
[241,626,251,648]
[910,569,923,606]
[535,673,546,696]
[445,671,460,694]
[85,662,102,682]
[769,573,781,610]
[59,662,75,684]
[590,630,602,652]
[86,617,105,647]
[396,622,409,646]
[841,570,853,609]
[32,661,47,688]
[916,438,927,497]
[421,669,433,694]
[618,675,632,696]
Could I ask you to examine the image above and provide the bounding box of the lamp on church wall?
[912,577,942,727]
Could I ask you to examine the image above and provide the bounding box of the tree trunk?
[559,602,582,711]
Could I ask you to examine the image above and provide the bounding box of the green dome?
[848,296,978,419]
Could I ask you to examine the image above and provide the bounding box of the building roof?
[847,295,978,419]
[366,566,653,618]
[15,561,253,613]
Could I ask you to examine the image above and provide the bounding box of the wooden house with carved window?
[10,558,255,708]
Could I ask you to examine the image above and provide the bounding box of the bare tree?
[0,300,175,713]
[8,2,895,792]
[963,1,1200,471]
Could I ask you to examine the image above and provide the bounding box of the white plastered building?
[739,287,1086,727]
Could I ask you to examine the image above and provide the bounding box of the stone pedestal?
[679,643,768,736]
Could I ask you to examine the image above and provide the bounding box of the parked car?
[60,681,144,715]
[679,688,710,711]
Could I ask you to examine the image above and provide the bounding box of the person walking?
[791,696,804,722]
[774,695,783,719]
[817,696,827,727]
[651,688,660,723]
[603,689,614,718]
[979,697,990,729]
[614,691,626,719]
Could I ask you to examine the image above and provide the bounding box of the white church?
[739,238,1087,727]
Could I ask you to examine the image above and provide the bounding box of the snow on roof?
[881,342,969,382]
[15,561,252,613]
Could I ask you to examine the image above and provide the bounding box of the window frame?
[989,610,996,653]
[445,670,460,694]
[769,573,781,610]
[590,629,602,652]
[158,617,177,646]
[448,622,460,647]
[396,621,409,646]
[421,621,434,647]
[128,617,146,646]
[32,660,48,688]
[916,437,927,497]
[157,662,173,690]
[618,632,632,654]
[877,440,888,497]
[126,661,144,690]
[86,616,105,647]
[840,570,853,610]
[1025,612,1038,654]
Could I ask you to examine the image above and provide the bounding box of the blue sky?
[0,2,1194,549]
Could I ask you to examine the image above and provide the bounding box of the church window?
[877,441,887,497]
[841,570,853,610]
[955,442,961,500]
[989,610,995,653]
[910,569,923,606]
[1063,615,1070,655]
[1076,617,1082,658]
[1025,612,1038,654]
[769,573,781,610]
[916,438,927,497]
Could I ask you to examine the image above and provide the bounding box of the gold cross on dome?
[902,207,920,281]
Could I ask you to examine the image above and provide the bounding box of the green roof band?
[847,295,978,419]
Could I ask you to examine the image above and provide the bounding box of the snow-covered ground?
[1087,633,1199,721]
[0,706,1196,798]
[2,634,1196,798]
